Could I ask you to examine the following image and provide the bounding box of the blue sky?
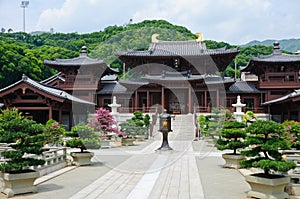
[0,0,299,45]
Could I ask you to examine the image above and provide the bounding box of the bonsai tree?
[0,108,45,173]
[241,120,296,175]
[217,121,247,155]
[65,124,100,152]
[206,108,227,140]
[44,119,66,147]
[198,115,208,137]
[119,111,150,138]
[89,107,125,137]
[242,111,258,125]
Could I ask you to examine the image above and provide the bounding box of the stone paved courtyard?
[1,115,250,199]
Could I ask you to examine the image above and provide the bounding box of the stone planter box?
[70,152,94,166]
[134,135,145,142]
[222,153,245,169]
[1,170,39,197]
[100,140,111,149]
[245,174,290,199]
[285,173,300,198]
[121,138,135,146]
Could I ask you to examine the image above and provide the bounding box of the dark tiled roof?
[43,46,119,74]
[0,75,95,105]
[101,75,118,81]
[40,72,65,84]
[119,79,149,86]
[97,82,127,94]
[262,89,300,105]
[242,42,300,73]
[44,54,107,67]
[116,40,238,57]
[250,52,300,63]
[117,74,233,85]
[227,81,261,93]
[143,74,204,81]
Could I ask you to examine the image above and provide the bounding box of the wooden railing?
[193,106,211,113]
[118,106,162,113]
[243,107,266,114]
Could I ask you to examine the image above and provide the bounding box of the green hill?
[242,38,300,53]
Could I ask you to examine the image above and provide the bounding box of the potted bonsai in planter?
[0,108,46,197]
[217,120,247,169]
[89,108,125,148]
[241,120,296,199]
[65,124,100,166]
[119,111,150,145]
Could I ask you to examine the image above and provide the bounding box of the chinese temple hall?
[1,35,300,124]
[115,34,239,114]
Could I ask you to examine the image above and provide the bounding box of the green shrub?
[65,124,100,152]
[241,120,296,175]
[0,108,46,173]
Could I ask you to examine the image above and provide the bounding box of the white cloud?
[132,0,300,44]
[9,0,299,44]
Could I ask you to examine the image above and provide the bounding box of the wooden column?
[204,91,207,109]
[146,91,150,109]
[216,89,220,108]
[59,107,62,123]
[48,106,52,120]
[188,87,192,113]
[135,90,138,112]
[161,87,165,110]
[69,112,73,131]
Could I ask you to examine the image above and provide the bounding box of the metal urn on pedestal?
[156,110,174,151]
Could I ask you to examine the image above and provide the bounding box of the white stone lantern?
[232,95,246,122]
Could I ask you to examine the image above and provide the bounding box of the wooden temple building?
[242,41,300,122]
[1,35,300,125]
[114,34,239,114]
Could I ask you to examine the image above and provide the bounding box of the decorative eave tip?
[151,33,159,43]
[196,32,204,42]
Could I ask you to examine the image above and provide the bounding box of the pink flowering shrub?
[44,119,66,146]
[282,120,300,149]
[89,108,125,137]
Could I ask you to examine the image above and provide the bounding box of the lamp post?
[156,110,175,151]
[20,1,29,32]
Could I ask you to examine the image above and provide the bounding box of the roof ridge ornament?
[196,32,204,42]
[80,46,88,56]
[151,34,159,43]
[273,41,281,55]
[22,74,27,80]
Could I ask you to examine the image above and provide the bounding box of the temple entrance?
[165,89,188,114]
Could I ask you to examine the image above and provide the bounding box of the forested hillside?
[243,38,300,53]
[0,19,287,89]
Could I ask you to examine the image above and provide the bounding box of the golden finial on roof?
[152,33,159,43]
[196,32,203,42]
